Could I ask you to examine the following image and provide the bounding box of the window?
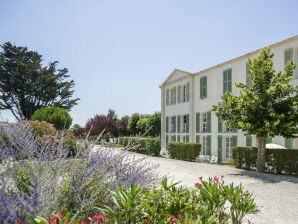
[285,138,293,149]
[170,87,176,105]
[224,124,233,133]
[284,48,293,66]
[202,113,207,132]
[182,135,189,142]
[246,63,252,87]
[171,116,176,133]
[223,68,232,93]
[202,136,207,155]
[166,89,169,106]
[182,114,189,133]
[182,83,190,102]
[225,137,232,159]
[246,136,252,147]
[171,135,176,142]
[200,76,207,99]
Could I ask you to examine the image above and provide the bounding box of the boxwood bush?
[168,142,201,162]
[232,146,298,175]
[118,137,161,156]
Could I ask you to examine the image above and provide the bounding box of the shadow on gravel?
[230,168,298,184]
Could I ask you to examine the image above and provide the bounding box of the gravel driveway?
[122,151,298,224]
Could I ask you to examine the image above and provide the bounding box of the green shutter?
[186,114,189,133]
[166,135,169,146]
[246,62,252,87]
[204,77,207,98]
[285,48,293,66]
[218,118,223,133]
[177,115,180,133]
[218,135,223,163]
[200,77,203,99]
[266,137,272,144]
[196,113,200,133]
[177,135,180,142]
[232,136,238,147]
[173,116,176,133]
[233,128,238,133]
[171,135,176,142]
[196,135,200,144]
[173,87,176,104]
[207,135,211,156]
[166,89,169,105]
[228,69,232,92]
[200,77,207,99]
[285,138,293,149]
[186,82,190,102]
[185,135,189,142]
[177,85,181,103]
[223,70,227,93]
[246,136,252,147]
[166,117,169,133]
[207,111,211,133]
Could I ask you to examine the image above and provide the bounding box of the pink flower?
[16,221,25,224]
[221,175,224,179]
[169,215,176,223]
[213,176,219,182]
[199,176,203,180]
[50,213,65,224]
[78,221,89,224]
[88,214,106,223]
[195,182,202,188]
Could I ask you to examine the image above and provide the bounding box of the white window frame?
[182,115,187,132]
[225,137,232,159]
[182,85,186,102]
[202,136,207,155]
[202,113,207,132]
[223,123,233,133]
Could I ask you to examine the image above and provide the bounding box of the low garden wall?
[232,146,298,175]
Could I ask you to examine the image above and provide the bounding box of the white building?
[160,35,298,163]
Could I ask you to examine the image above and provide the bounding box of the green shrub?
[232,147,257,169]
[63,130,77,156]
[118,137,161,156]
[233,147,298,175]
[168,142,201,162]
[32,106,72,130]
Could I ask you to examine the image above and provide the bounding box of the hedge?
[118,137,161,156]
[168,142,201,162]
[232,146,298,175]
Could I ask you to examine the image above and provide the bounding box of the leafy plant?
[168,142,201,161]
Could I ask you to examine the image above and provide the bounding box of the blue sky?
[0,0,297,125]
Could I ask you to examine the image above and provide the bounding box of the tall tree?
[212,48,298,172]
[0,42,79,120]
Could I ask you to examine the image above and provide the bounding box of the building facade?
[160,35,298,163]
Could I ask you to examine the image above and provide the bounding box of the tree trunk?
[256,136,267,172]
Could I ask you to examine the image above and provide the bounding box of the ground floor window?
[171,135,176,142]
[182,135,189,142]
[225,137,232,159]
[202,136,207,155]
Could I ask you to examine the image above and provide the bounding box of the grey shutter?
[207,135,211,156]
[218,118,223,133]
[285,48,293,66]
[186,82,190,102]
[177,115,180,133]
[177,85,181,103]
[186,114,189,133]
[166,117,169,133]
[218,135,223,163]
[196,113,200,133]
[166,89,169,105]
[207,111,211,133]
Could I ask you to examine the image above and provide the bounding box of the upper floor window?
[246,63,252,87]
[200,76,207,99]
[182,83,190,102]
[284,48,293,66]
[223,68,232,93]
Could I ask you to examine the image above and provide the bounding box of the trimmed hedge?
[118,137,161,156]
[168,142,201,162]
[232,146,298,175]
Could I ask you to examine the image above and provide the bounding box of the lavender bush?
[0,122,159,222]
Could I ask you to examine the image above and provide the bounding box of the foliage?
[100,176,258,224]
[168,142,201,161]
[32,106,72,130]
[212,48,298,172]
[118,136,161,156]
[232,147,258,169]
[232,147,298,175]
[128,113,141,136]
[0,42,79,120]
[63,130,77,156]
[0,121,159,222]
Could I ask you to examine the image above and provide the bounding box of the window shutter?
[207,111,211,133]
[166,89,169,105]
[232,136,238,147]
[166,117,169,133]
[177,115,180,133]
[173,87,177,104]
[204,77,207,98]
[246,136,252,147]
[285,48,293,66]
[166,135,168,146]
[246,63,252,87]
[186,82,190,102]
[196,113,200,133]
[196,135,200,144]
[177,135,180,142]
[218,118,223,133]
[200,77,203,99]
[186,135,189,142]
[173,116,176,133]
[218,135,223,163]
[228,69,232,92]
[177,85,181,103]
[186,114,189,133]
[207,135,211,156]
[285,138,293,149]
[233,128,238,133]
[223,70,227,93]
[266,137,272,144]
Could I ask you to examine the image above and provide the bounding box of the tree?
[128,113,141,135]
[136,116,150,135]
[0,42,79,120]
[212,48,298,172]
[31,106,72,130]
[147,112,161,136]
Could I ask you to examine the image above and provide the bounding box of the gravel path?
[124,151,298,224]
